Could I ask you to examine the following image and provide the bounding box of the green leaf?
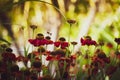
[24,46,29,57]
[0,38,11,45]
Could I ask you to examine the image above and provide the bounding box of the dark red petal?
[54,41,61,47]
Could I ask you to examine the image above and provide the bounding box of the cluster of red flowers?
[54,41,69,49]
[1,33,120,80]
[91,50,110,74]
[80,36,97,46]
[90,51,119,79]
[2,51,16,62]
[80,37,120,80]
[28,33,69,49]
[29,38,54,46]
[28,33,52,46]
[46,49,76,62]
[0,47,44,80]
[28,34,76,79]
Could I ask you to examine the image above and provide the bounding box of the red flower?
[92,56,105,67]
[103,57,110,63]
[28,39,41,46]
[2,52,16,62]
[54,41,61,47]
[16,56,28,63]
[45,51,51,55]
[106,43,113,48]
[91,41,97,45]
[92,52,110,68]
[32,51,40,56]
[54,41,69,49]
[46,55,53,61]
[61,42,69,49]
[80,38,86,45]
[45,40,53,45]
[16,56,24,61]
[80,37,97,46]
[70,55,76,61]
[28,38,53,47]
[55,55,61,60]
[97,52,110,64]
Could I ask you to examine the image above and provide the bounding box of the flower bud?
[30,25,37,30]
[71,41,77,45]
[115,38,120,45]
[6,48,13,53]
[36,33,44,39]
[45,36,51,40]
[67,19,76,24]
[59,37,66,42]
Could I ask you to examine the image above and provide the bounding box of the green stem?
[116,44,119,51]
[55,61,61,80]
[101,68,105,80]
[72,45,75,53]
[32,29,35,39]
[39,48,42,64]
[62,49,69,79]
[100,46,103,50]
[62,61,67,79]
[31,29,35,64]
[68,24,72,43]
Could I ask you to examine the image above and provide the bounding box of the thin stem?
[68,24,72,42]
[100,46,103,50]
[116,44,119,51]
[101,68,105,80]
[39,48,42,64]
[32,29,35,39]
[31,29,35,64]
[31,29,35,51]
[62,61,67,79]
[72,45,75,53]
[55,61,61,80]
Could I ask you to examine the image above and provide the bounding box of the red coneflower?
[80,36,97,46]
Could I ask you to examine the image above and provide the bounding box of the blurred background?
[0,0,120,55]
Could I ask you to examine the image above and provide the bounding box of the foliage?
[0,0,120,80]
[0,23,120,80]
